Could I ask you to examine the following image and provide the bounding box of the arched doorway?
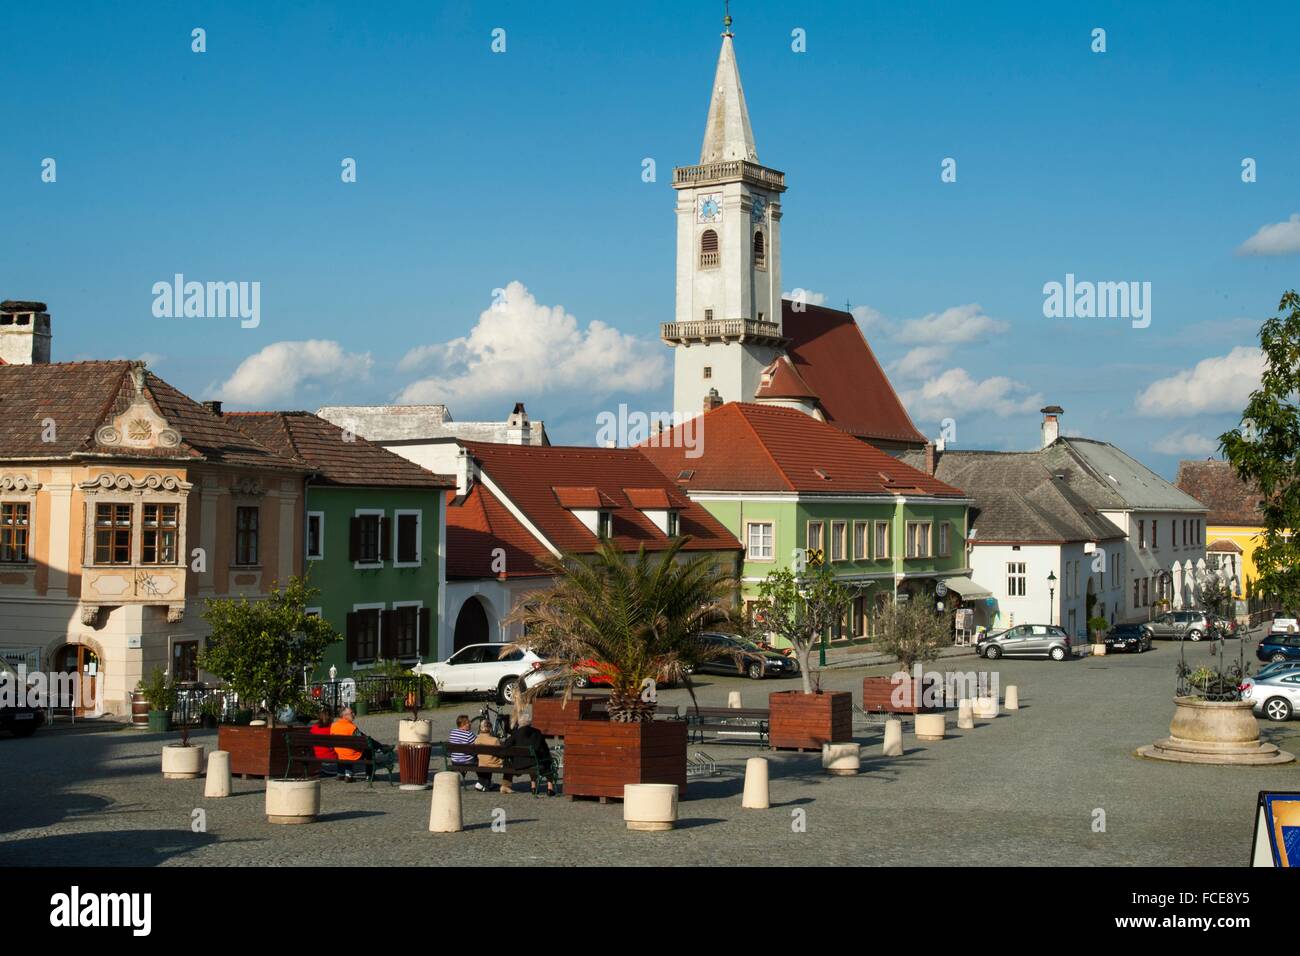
[52,643,99,715]
[453,598,490,652]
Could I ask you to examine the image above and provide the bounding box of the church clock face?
[750,195,767,221]
[696,193,723,224]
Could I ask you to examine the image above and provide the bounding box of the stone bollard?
[162,744,205,779]
[265,779,321,825]
[623,784,679,831]
[822,742,861,776]
[957,699,975,730]
[204,750,232,798]
[428,771,463,833]
[882,718,904,756]
[914,713,946,741]
[727,691,743,709]
[973,696,999,719]
[1005,685,1020,711]
[742,757,770,809]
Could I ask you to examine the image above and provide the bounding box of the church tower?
[662,14,787,419]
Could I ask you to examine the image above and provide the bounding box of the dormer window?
[553,486,619,539]
[667,511,680,537]
[597,511,612,539]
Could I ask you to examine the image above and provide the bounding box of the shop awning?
[938,576,993,601]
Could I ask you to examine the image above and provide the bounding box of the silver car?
[1241,671,1300,722]
[977,624,1072,661]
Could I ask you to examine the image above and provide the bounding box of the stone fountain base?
[1136,696,1295,766]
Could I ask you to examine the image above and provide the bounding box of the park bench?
[684,707,770,746]
[284,730,397,788]
[439,742,560,796]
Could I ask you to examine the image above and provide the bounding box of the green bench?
[284,730,397,788]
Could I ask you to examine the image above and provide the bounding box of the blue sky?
[3,0,1298,476]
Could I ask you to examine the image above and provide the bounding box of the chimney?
[203,400,223,417]
[455,446,476,497]
[702,388,723,413]
[923,441,937,476]
[505,402,531,444]
[0,300,52,365]
[1040,405,1063,449]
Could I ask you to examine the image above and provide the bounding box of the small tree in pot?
[1088,616,1110,655]
[198,577,340,728]
[869,596,952,710]
[137,666,176,732]
[754,566,855,695]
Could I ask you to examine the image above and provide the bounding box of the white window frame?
[905,521,932,559]
[746,521,774,562]
[1007,562,1026,597]
[353,508,384,569]
[306,510,325,561]
[393,509,423,568]
[853,520,869,561]
[874,520,891,560]
[830,521,847,562]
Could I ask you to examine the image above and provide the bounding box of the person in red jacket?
[308,708,338,775]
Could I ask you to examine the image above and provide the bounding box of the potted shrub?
[199,695,223,729]
[1088,616,1110,656]
[161,720,206,779]
[753,567,856,750]
[199,577,340,778]
[864,597,951,714]
[137,666,176,733]
[508,538,735,798]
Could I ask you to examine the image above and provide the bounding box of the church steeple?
[700,21,758,164]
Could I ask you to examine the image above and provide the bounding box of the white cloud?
[397,281,667,407]
[1153,431,1219,457]
[850,304,887,333]
[894,304,1009,345]
[900,368,1043,420]
[1134,346,1264,417]
[1237,214,1300,256]
[889,345,951,381]
[216,340,372,407]
[782,288,827,308]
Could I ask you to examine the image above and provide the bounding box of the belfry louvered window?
[699,229,719,268]
[753,230,766,269]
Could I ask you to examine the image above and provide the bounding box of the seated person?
[329,706,367,782]
[470,718,501,792]
[448,715,477,781]
[500,713,556,796]
[309,708,337,776]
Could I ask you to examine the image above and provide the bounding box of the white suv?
[413,644,545,704]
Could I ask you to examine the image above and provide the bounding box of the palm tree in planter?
[754,566,857,750]
[506,538,736,799]
[199,576,340,778]
[865,597,952,713]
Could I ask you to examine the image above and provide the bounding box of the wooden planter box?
[769,690,853,751]
[564,718,687,800]
[217,724,294,778]
[530,696,599,738]
[862,676,922,714]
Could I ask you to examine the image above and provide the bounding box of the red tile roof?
[552,486,619,510]
[228,411,453,489]
[638,402,966,497]
[445,484,553,579]
[754,354,818,402]
[0,360,303,470]
[780,300,927,446]
[1174,460,1263,526]
[623,487,683,509]
[457,440,741,559]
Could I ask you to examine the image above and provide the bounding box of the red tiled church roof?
[780,300,927,445]
[754,354,818,402]
[446,484,553,579]
[639,402,965,497]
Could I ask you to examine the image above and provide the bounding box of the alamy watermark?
[1042,273,1150,329]
[595,404,703,458]
[0,665,78,708]
[152,274,260,328]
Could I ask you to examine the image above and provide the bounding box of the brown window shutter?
[418,607,431,658]
[379,516,392,562]
[345,611,358,662]
[348,517,361,562]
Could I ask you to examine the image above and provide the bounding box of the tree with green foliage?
[754,566,856,694]
[1219,290,1300,613]
[872,595,951,673]
[198,576,340,726]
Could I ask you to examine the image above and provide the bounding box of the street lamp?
[1047,571,1057,625]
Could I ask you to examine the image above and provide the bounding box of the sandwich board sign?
[1250,790,1300,866]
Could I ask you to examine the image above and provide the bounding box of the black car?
[0,659,45,737]
[1104,623,1151,653]
[693,633,801,680]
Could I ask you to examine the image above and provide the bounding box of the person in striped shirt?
[448,715,477,772]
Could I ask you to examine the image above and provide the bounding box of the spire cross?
[723,1,733,36]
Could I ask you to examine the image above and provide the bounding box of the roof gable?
[1174,459,1262,526]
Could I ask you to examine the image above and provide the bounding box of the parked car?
[1103,623,1151,653]
[977,624,1072,661]
[1267,613,1298,637]
[692,632,801,680]
[412,644,545,703]
[1251,659,1300,683]
[0,658,44,738]
[1256,631,1300,665]
[572,659,679,689]
[1143,610,1214,642]
[1240,671,1300,722]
